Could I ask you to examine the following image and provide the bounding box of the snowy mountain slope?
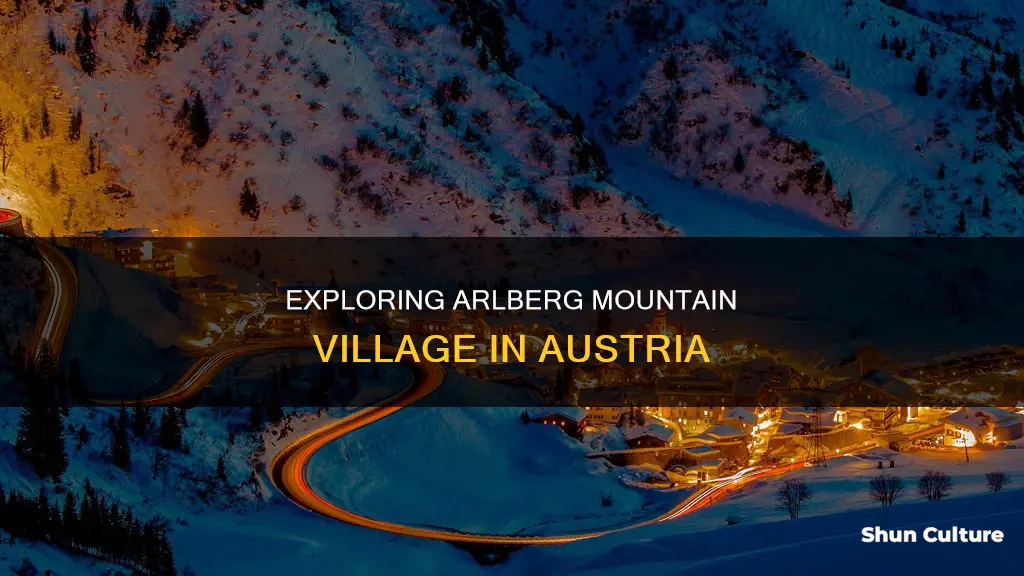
[511,0,1024,236]
[611,45,855,227]
[5,0,1023,236]
[4,0,671,236]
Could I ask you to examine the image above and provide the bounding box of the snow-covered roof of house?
[970,406,1020,422]
[682,444,719,456]
[723,407,757,425]
[527,406,588,423]
[622,422,674,443]
[942,407,1021,431]
[776,423,804,435]
[702,424,747,440]
[941,409,988,432]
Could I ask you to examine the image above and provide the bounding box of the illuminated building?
[524,407,588,440]
[623,423,674,449]
[941,407,1023,447]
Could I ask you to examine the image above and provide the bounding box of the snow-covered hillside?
[2,0,1022,236]
[1,0,672,236]
[307,405,675,535]
[515,0,1024,236]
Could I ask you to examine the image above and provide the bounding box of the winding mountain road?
[31,239,78,359]
[28,238,909,549]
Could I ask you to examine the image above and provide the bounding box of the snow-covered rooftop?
[942,407,1022,431]
[702,424,747,440]
[723,407,757,425]
[622,422,674,443]
[683,444,719,456]
[775,423,805,435]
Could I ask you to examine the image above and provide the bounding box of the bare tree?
[918,470,953,501]
[867,474,905,507]
[776,478,812,519]
[986,471,1011,493]
[0,112,14,174]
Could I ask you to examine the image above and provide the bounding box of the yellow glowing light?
[952,429,977,448]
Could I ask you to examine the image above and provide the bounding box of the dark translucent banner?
[2,237,1024,411]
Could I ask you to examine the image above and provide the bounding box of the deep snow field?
[306,406,678,535]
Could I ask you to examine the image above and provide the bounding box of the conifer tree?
[15,352,68,482]
[571,112,585,138]
[663,54,679,80]
[47,27,59,54]
[68,107,82,142]
[87,135,98,174]
[76,423,90,449]
[74,9,97,75]
[131,402,151,437]
[733,147,745,172]
[914,65,930,96]
[188,92,211,148]
[49,163,60,195]
[111,405,132,470]
[61,491,77,544]
[981,69,996,104]
[123,0,142,30]
[157,408,182,450]
[143,3,172,59]
[239,178,261,221]
[40,102,51,138]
